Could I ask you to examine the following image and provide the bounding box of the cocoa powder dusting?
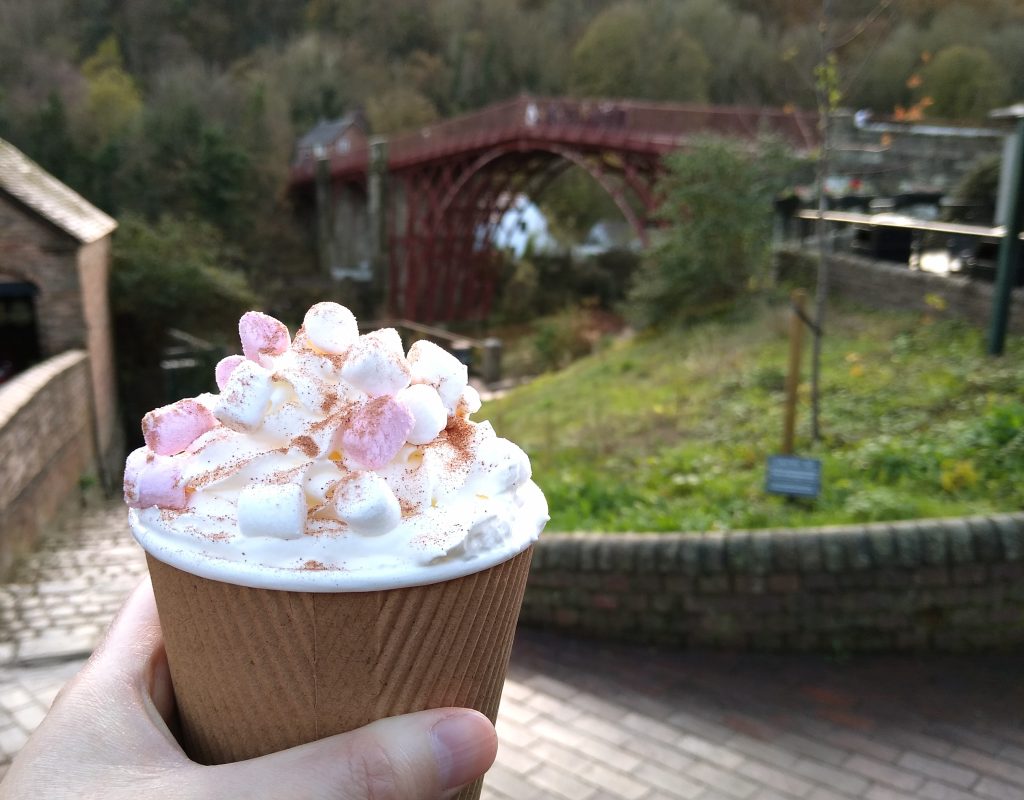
[443,416,474,468]
[399,498,417,518]
[301,559,328,570]
[321,391,338,413]
[293,435,319,458]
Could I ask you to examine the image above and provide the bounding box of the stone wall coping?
[0,351,87,429]
[533,513,1024,573]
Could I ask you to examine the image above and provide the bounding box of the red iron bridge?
[289,95,818,323]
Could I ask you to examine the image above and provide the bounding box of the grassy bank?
[480,300,1024,532]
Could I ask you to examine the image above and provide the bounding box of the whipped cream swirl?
[126,303,548,591]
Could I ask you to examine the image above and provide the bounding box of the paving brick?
[0,726,27,757]
[948,745,1024,787]
[526,673,580,700]
[572,712,633,746]
[888,731,955,759]
[689,762,759,799]
[863,787,919,800]
[571,692,630,722]
[727,735,800,770]
[623,712,685,745]
[530,763,598,800]
[897,752,979,789]
[483,763,547,800]
[975,777,1024,800]
[622,736,696,773]
[778,733,850,767]
[494,718,537,749]
[999,744,1024,768]
[844,755,924,792]
[493,741,541,775]
[525,691,584,721]
[667,710,735,744]
[10,704,45,732]
[577,761,650,800]
[634,763,705,799]
[918,781,978,800]
[751,791,799,800]
[815,729,902,764]
[736,759,815,797]
[496,696,538,725]
[805,787,858,800]
[792,759,869,797]
[679,735,746,769]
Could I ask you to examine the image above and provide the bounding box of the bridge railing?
[386,96,819,167]
[290,95,820,182]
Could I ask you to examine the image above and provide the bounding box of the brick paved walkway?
[1,506,1023,800]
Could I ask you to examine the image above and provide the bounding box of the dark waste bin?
[851,224,914,263]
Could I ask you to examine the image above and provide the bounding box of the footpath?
[0,505,1023,800]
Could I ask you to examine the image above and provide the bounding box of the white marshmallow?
[396,384,447,445]
[304,462,343,504]
[238,483,306,539]
[213,360,275,432]
[459,385,482,415]
[341,329,411,397]
[193,392,220,413]
[261,401,314,448]
[468,437,532,496]
[407,340,468,415]
[331,471,401,535]
[303,302,358,354]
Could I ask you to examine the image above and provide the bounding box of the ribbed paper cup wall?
[147,547,534,800]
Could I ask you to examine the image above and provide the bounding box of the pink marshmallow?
[336,396,415,470]
[124,447,189,509]
[240,311,290,363]
[215,355,246,391]
[142,399,218,456]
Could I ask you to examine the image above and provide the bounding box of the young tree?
[810,0,839,442]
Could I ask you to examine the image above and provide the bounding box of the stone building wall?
[0,353,94,575]
[521,515,1024,652]
[0,198,86,356]
[77,236,120,477]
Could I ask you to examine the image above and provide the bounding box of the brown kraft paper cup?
[147,546,534,800]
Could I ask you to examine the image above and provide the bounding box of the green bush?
[111,213,260,444]
[628,136,796,328]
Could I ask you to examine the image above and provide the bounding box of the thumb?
[200,708,497,800]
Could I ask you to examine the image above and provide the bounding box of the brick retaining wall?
[521,515,1024,652]
[0,352,94,575]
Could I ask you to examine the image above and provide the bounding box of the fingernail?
[430,712,493,790]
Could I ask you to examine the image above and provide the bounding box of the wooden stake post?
[782,290,807,455]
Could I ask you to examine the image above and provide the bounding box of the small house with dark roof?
[293,111,369,166]
[0,137,120,477]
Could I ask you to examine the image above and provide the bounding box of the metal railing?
[291,95,820,183]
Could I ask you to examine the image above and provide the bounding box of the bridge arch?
[392,141,663,322]
[434,142,653,245]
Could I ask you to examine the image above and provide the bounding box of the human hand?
[0,579,498,799]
